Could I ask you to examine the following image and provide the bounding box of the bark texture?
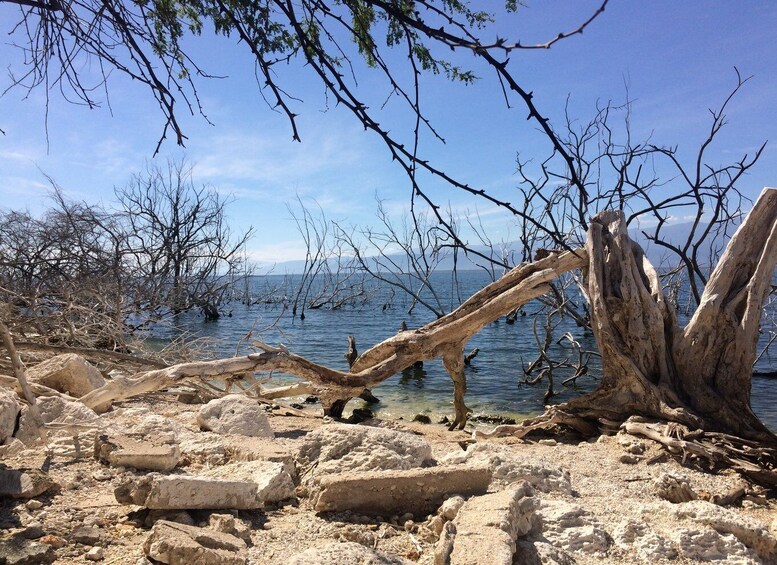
[574,187,777,441]
[479,187,777,484]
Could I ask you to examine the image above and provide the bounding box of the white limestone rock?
[438,496,466,521]
[115,461,294,509]
[15,396,99,456]
[197,394,274,438]
[536,500,610,555]
[223,436,297,478]
[177,431,227,466]
[297,423,432,480]
[0,389,20,445]
[95,433,181,472]
[26,354,108,410]
[674,529,760,565]
[209,514,252,544]
[18,395,98,429]
[612,519,677,561]
[144,520,247,565]
[440,443,572,494]
[128,412,178,437]
[285,541,413,564]
[206,460,295,504]
[313,465,491,516]
[447,481,538,565]
[668,500,776,558]
[115,474,263,510]
[0,438,26,458]
[513,540,576,565]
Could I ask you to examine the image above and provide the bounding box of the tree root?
[477,405,777,487]
[621,417,777,487]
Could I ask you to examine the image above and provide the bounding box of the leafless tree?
[116,159,253,321]
[286,198,371,318]
[334,199,456,318]
[0,160,253,349]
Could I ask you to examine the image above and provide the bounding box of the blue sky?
[1,1,775,265]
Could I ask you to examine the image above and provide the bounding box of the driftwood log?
[80,248,586,429]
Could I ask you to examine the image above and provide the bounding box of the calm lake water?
[156,271,777,431]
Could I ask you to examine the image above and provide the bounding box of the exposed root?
[621,416,777,487]
[474,405,599,440]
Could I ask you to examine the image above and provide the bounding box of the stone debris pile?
[1,353,776,564]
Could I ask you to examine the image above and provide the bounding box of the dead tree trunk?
[480,187,777,484]
[579,187,777,440]
[672,187,777,439]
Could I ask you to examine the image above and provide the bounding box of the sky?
[1,1,776,266]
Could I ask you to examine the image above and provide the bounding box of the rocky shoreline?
[1,354,776,564]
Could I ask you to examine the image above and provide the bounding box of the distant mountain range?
[259,220,735,275]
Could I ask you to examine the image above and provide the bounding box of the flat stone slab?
[114,461,294,509]
[440,443,572,494]
[224,436,296,478]
[95,433,180,472]
[536,500,610,555]
[665,500,777,559]
[314,465,491,516]
[447,481,538,565]
[143,520,247,565]
[206,461,295,505]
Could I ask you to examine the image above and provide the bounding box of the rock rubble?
[1,354,776,565]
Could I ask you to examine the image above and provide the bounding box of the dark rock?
[71,525,103,545]
[358,390,380,404]
[144,510,194,528]
[469,413,516,425]
[412,414,431,424]
[289,403,304,410]
[0,467,56,499]
[303,396,319,404]
[0,539,56,565]
[17,523,44,540]
[348,408,374,423]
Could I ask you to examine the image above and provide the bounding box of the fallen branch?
[622,417,777,487]
[0,320,47,443]
[80,249,587,428]
[11,341,168,369]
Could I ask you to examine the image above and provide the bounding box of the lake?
[153,270,777,431]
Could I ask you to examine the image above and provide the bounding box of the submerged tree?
[0,161,252,349]
[117,160,253,320]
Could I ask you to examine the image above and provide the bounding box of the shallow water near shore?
[155,271,777,431]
